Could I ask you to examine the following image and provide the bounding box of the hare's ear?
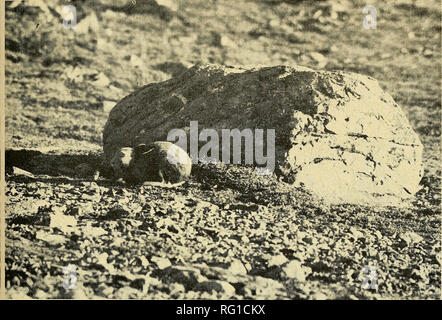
[135,143,154,155]
[134,143,148,153]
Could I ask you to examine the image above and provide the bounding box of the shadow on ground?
[5,149,107,178]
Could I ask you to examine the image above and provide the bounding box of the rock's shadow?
[5,149,112,181]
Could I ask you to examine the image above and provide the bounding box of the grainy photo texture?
[3,0,441,300]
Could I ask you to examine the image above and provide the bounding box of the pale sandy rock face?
[103,64,423,205]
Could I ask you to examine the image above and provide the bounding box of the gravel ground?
[4,0,441,299]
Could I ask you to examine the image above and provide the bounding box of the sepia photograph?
[2,0,441,302]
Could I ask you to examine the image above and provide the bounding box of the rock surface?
[103,64,423,204]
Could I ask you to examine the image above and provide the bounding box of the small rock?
[69,203,95,216]
[151,256,171,270]
[81,224,107,238]
[410,265,429,282]
[310,52,326,62]
[35,230,66,246]
[74,12,99,34]
[243,276,285,298]
[34,289,49,299]
[349,227,364,239]
[92,72,110,87]
[93,171,100,180]
[108,85,125,100]
[156,0,179,11]
[97,283,113,297]
[374,230,383,239]
[111,237,124,246]
[80,181,100,190]
[139,256,149,268]
[49,212,77,233]
[101,286,114,297]
[296,231,307,240]
[220,35,237,48]
[130,278,149,293]
[226,259,248,275]
[81,193,101,201]
[196,280,235,297]
[65,284,90,299]
[311,292,328,300]
[130,55,144,68]
[161,266,207,290]
[95,253,116,274]
[423,49,433,57]
[267,254,289,267]
[310,52,327,67]
[368,248,378,257]
[6,287,32,300]
[399,231,423,246]
[170,283,185,294]
[281,260,311,282]
[12,166,34,178]
[302,236,317,245]
[102,206,129,220]
[113,286,140,299]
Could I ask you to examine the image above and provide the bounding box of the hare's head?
[110,147,135,178]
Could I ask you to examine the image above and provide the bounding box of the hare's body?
[111,141,191,185]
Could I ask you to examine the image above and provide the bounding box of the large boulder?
[103,64,423,204]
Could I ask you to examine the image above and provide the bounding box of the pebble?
[226,259,248,275]
[349,226,364,239]
[130,278,149,293]
[423,49,433,57]
[162,266,207,290]
[114,286,140,299]
[49,212,77,233]
[81,193,101,201]
[399,232,423,246]
[12,166,34,178]
[281,260,311,282]
[35,230,67,246]
[196,280,235,297]
[156,0,179,11]
[81,224,107,238]
[139,256,149,268]
[311,292,328,300]
[92,72,110,87]
[34,289,49,299]
[267,254,289,267]
[170,283,185,294]
[151,256,172,270]
[102,286,114,297]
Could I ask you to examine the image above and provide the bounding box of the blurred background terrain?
[4,0,441,299]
